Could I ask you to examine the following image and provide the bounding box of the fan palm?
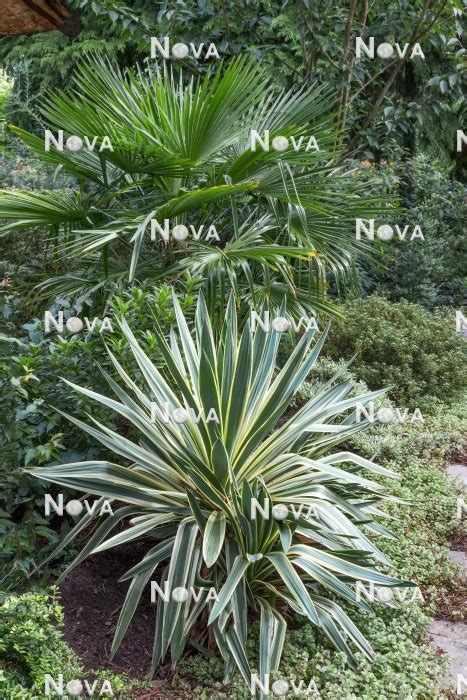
[0,56,387,314]
[30,294,413,696]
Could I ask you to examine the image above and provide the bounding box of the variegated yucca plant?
[30,295,412,696]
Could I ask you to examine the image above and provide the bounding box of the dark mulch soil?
[59,543,180,698]
[450,531,466,550]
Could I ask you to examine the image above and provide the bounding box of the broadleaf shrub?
[0,588,140,699]
[0,588,82,699]
[361,154,466,308]
[324,295,466,413]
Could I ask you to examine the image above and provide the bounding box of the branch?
[338,0,365,129]
[235,9,304,78]
[415,0,449,41]
[348,59,400,105]
[301,11,340,69]
[358,0,368,26]
[221,0,232,44]
[340,0,358,71]
[348,0,447,108]
[343,0,437,155]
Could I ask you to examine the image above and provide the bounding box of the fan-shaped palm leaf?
[0,56,391,310]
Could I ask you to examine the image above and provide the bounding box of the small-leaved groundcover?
[29,294,415,696]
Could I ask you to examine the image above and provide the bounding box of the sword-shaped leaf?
[203,511,226,567]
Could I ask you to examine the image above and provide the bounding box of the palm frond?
[0,56,393,310]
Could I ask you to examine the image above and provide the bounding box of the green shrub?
[0,588,83,699]
[0,588,140,698]
[324,295,466,413]
[0,137,76,189]
[360,155,465,309]
[0,281,196,589]
[349,399,466,620]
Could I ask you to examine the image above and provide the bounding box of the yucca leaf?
[203,511,227,567]
[111,566,155,658]
[161,520,199,657]
[258,598,287,700]
[225,623,253,689]
[277,522,293,553]
[91,514,173,554]
[208,555,250,625]
[290,545,413,586]
[266,552,319,624]
[57,505,140,583]
[119,540,175,582]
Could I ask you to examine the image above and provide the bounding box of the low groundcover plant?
[29,294,414,697]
